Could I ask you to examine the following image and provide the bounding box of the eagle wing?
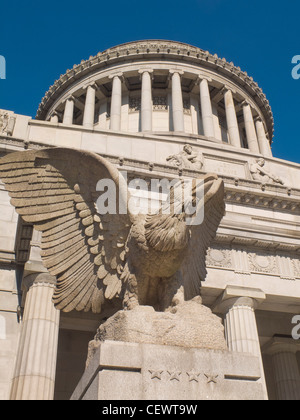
[0,148,132,313]
[180,175,225,300]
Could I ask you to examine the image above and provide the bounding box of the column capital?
[241,99,251,108]
[196,75,213,84]
[50,110,59,117]
[213,285,266,314]
[138,68,154,75]
[262,336,300,356]
[138,68,154,82]
[254,116,263,124]
[223,85,237,95]
[169,69,184,78]
[63,95,75,105]
[108,72,124,81]
[22,273,56,294]
[84,81,99,91]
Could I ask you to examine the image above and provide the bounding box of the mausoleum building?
[0,40,299,400]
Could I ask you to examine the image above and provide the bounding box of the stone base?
[86,299,227,367]
[71,340,265,400]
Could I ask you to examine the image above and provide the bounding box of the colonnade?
[50,69,272,157]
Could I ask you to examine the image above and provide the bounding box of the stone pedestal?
[71,341,265,400]
[90,299,227,353]
[71,300,265,400]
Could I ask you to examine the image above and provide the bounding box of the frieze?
[207,244,300,279]
[248,253,277,274]
[293,259,300,278]
[206,248,232,268]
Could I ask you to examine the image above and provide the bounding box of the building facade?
[0,40,299,400]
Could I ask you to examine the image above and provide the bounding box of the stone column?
[263,337,300,400]
[214,286,268,399]
[109,73,123,131]
[170,70,184,132]
[224,89,241,148]
[139,69,153,132]
[199,77,215,138]
[242,102,260,153]
[63,97,75,125]
[255,117,272,157]
[83,84,96,129]
[10,273,60,400]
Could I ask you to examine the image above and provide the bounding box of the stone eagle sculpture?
[0,148,225,314]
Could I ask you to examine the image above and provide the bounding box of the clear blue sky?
[0,0,299,163]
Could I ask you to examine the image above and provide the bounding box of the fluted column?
[109,73,123,131]
[224,297,261,354]
[83,84,96,129]
[255,117,272,157]
[10,273,60,400]
[199,77,215,138]
[214,286,267,399]
[170,70,184,132]
[263,338,300,400]
[139,69,153,132]
[242,102,260,153]
[224,88,241,148]
[63,97,75,125]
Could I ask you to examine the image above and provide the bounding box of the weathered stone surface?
[86,298,227,367]
[72,340,265,401]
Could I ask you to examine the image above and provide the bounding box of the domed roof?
[36,40,274,141]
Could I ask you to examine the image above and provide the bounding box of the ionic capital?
[241,99,251,108]
[222,85,237,95]
[108,72,124,81]
[138,68,154,82]
[169,69,184,79]
[84,81,99,91]
[64,95,76,104]
[254,116,263,124]
[138,68,154,75]
[196,75,213,84]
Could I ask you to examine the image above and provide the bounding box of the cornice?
[35,40,274,141]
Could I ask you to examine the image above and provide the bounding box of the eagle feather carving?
[0,148,225,314]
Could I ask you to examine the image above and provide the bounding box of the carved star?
[167,371,182,381]
[149,370,163,380]
[187,371,201,382]
[204,373,218,384]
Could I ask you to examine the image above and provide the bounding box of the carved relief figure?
[0,111,15,136]
[0,148,225,315]
[167,144,203,171]
[0,112,9,134]
[250,158,284,185]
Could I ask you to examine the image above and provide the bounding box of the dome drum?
[37,41,274,158]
